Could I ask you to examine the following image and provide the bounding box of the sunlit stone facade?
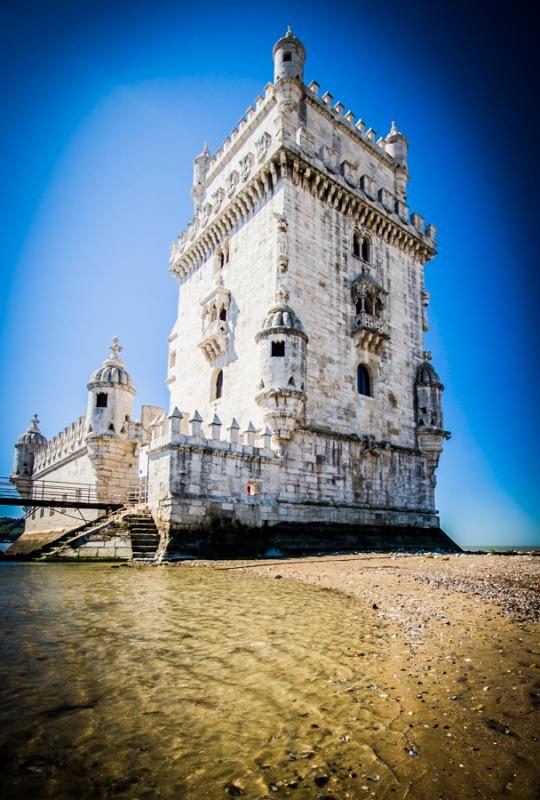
[149,28,451,548]
[11,30,452,554]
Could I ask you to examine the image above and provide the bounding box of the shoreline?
[179,552,540,796]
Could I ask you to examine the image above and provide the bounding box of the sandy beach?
[180,552,540,798]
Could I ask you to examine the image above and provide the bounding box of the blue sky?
[1,0,538,545]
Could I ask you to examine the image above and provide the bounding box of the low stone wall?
[53,520,132,560]
[8,531,69,556]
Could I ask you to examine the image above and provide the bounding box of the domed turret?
[192,142,213,211]
[273,26,306,83]
[385,121,409,200]
[415,352,444,431]
[255,289,308,443]
[86,338,135,437]
[12,414,47,477]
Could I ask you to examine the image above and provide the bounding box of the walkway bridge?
[0,477,146,511]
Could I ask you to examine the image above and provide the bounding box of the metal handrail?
[1,477,146,508]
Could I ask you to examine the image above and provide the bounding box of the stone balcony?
[199,319,229,362]
[351,312,389,353]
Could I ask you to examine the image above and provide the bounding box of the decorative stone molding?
[342,159,359,188]
[199,287,231,362]
[351,272,389,353]
[255,131,272,162]
[239,152,254,182]
[275,213,289,272]
[170,147,436,280]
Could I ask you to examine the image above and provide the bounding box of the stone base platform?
[164,522,461,559]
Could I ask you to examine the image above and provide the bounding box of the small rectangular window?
[271,341,285,357]
[96,393,108,408]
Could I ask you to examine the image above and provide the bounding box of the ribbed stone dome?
[260,303,306,335]
[89,364,133,387]
[17,415,47,446]
[273,26,306,58]
[416,358,442,386]
[88,337,134,389]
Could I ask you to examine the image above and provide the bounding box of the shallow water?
[0,563,537,799]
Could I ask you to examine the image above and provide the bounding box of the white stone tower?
[273,26,306,83]
[85,338,140,498]
[149,28,453,550]
[85,337,135,437]
[12,415,47,478]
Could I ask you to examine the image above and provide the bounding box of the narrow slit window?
[353,231,361,258]
[215,369,223,399]
[357,364,371,396]
[271,341,285,357]
[361,236,371,262]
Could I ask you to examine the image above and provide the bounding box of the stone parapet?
[33,417,86,474]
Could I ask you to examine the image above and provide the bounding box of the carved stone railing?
[351,313,389,353]
[199,319,230,362]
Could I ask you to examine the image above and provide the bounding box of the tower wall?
[284,178,423,445]
[168,188,283,431]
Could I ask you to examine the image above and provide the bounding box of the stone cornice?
[149,440,279,463]
[300,425,421,455]
[276,496,437,515]
[170,147,436,280]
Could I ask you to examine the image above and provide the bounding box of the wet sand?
[182,552,540,798]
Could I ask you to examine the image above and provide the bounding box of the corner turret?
[192,142,213,211]
[273,26,306,83]
[12,414,47,478]
[385,121,409,200]
[415,352,450,498]
[85,338,135,438]
[255,289,308,443]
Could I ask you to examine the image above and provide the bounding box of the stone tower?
[12,415,47,479]
[85,338,140,498]
[152,28,452,551]
[85,337,135,437]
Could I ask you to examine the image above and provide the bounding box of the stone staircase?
[125,512,161,561]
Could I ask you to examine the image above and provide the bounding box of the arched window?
[364,293,374,316]
[357,364,371,396]
[96,393,108,408]
[353,230,361,258]
[355,298,362,315]
[215,369,223,399]
[219,307,227,321]
[361,236,371,262]
[375,297,383,318]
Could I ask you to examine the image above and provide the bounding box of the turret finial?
[108,337,123,361]
[423,350,432,362]
[286,25,293,37]
[31,414,40,429]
